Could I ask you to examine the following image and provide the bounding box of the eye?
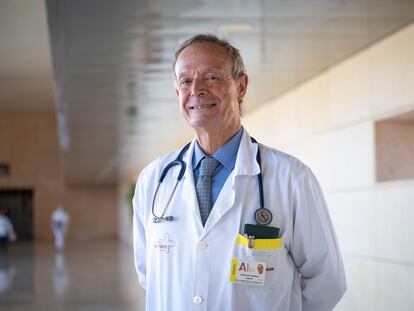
[179,78,192,87]
[205,75,218,81]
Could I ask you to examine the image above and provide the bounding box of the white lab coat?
[133,130,346,311]
[0,215,16,241]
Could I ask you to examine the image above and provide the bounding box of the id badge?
[230,258,266,286]
[230,234,283,287]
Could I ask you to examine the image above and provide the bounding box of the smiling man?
[133,34,346,311]
[174,40,247,155]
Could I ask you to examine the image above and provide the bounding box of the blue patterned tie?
[196,157,219,226]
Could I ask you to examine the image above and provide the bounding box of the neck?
[194,123,241,156]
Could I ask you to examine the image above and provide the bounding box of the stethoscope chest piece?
[254,208,272,226]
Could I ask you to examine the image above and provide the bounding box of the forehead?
[175,42,232,74]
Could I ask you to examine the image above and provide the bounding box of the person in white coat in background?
[0,207,16,253]
[133,34,346,311]
[51,205,70,251]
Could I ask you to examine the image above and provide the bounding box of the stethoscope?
[151,137,273,226]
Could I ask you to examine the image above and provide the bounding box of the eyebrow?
[177,67,227,78]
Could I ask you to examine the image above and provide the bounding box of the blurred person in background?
[0,206,16,253]
[51,205,70,251]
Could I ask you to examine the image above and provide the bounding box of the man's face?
[174,42,247,133]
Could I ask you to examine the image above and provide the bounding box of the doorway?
[0,189,33,240]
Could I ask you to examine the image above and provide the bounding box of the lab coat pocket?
[231,234,283,289]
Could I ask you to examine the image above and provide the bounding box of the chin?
[189,119,217,131]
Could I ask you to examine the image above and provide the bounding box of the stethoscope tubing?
[151,138,265,223]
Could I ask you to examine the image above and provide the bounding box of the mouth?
[189,103,217,110]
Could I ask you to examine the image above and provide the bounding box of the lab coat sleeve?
[290,167,346,311]
[132,172,147,289]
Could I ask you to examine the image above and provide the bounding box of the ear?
[237,74,248,102]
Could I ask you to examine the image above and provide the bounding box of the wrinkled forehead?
[174,42,232,75]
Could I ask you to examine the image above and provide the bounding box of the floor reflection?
[0,240,145,311]
[0,256,15,294]
[0,242,34,307]
[53,252,69,296]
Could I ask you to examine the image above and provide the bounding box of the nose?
[191,77,207,97]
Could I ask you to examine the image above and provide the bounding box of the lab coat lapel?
[180,139,204,234]
[202,130,261,236]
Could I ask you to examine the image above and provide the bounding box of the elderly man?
[133,34,346,311]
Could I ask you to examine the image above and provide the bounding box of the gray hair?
[173,33,247,109]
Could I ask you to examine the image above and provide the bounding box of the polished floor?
[0,240,145,311]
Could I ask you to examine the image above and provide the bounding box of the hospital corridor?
[1,0,414,310]
[0,241,145,311]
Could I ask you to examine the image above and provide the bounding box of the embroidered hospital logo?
[154,233,176,253]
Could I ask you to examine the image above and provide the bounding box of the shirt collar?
[192,127,244,171]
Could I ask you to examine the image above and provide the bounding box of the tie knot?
[199,157,219,177]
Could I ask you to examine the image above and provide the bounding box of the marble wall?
[243,23,414,310]
[0,113,117,241]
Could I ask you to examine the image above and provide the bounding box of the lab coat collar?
[232,128,261,177]
[182,128,260,179]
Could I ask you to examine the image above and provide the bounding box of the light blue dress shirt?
[192,127,243,206]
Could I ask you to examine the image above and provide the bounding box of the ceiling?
[0,0,54,113]
[2,0,414,185]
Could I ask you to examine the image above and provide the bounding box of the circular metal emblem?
[254,208,273,226]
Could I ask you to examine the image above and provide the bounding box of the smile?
[189,103,217,109]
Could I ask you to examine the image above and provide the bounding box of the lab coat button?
[193,295,203,304]
[197,240,207,249]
